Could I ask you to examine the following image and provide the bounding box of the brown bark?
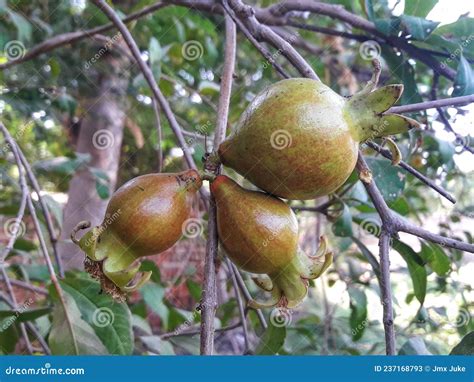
[58,48,130,270]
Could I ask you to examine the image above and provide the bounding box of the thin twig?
[160,321,242,340]
[0,267,33,354]
[200,8,237,355]
[0,277,48,295]
[389,95,474,114]
[226,258,250,352]
[231,263,267,330]
[365,141,456,204]
[17,150,64,277]
[151,98,163,172]
[431,75,473,155]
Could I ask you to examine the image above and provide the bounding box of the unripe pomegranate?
[218,78,419,199]
[72,170,202,299]
[211,175,332,308]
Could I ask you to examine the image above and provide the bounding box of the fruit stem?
[70,220,91,244]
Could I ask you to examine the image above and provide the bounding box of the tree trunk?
[58,49,130,270]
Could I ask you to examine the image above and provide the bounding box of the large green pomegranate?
[72,170,202,299]
[218,78,419,199]
[211,175,332,308]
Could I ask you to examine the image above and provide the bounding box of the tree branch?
[0,3,170,70]
[90,0,204,196]
[378,230,396,355]
[200,9,237,355]
[227,0,318,80]
[388,95,474,114]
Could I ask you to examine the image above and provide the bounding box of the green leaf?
[168,335,199,355]
[140,282,169,329]
[399,15,439,40]
[436,17,474,40]
[49,291,107,355]
[351,236,381,280]
[186,279,201,301]
[348,286,368,341]
[140,260,161,284]
[34,154,90,177]
[382,46,423,105]
[392,240,427,305]
[450,331,474,355]
[255,322,286,355]
[60,275,134,355]
[7,10,32,41]
[90,168,110,200]
[0,307,51,322]
[419,242,451,276]
[140,335,175,355]
[197,80,220,96]
[374,17,401,36]
[13,238,37,252]
[173,17,186,43]
[399,337,432,355]
[404,0,438,18]
[453,55,474,96]
[42,194,63,227]
[0,302,19,354]
[149,37,163,66]
[365,157,406,202]
[332,204,353,237]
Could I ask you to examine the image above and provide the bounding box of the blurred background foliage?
[0,0,473,355]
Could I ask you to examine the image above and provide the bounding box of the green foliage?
[255,323,286,355]
[0,0,472,356]
[450,331,474,355]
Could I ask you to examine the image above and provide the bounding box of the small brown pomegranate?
[72,170,202,299]
[211,175,332,308]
